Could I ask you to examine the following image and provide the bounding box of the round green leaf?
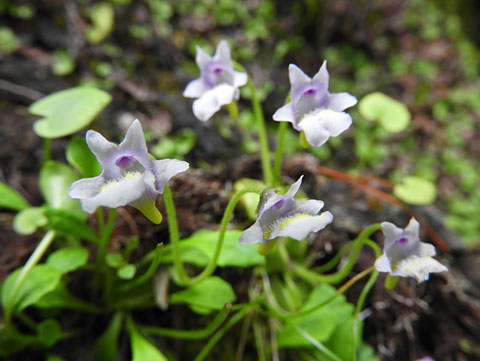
[393,176,437,205]
[117,264,136,280]
[127,318,168,361]
[170,276,236,314]
[86,2,115,44]
[359,92,411,132]
[66,136,101,178]
[29,86,111,138]
[13,207,48,235]
[47,247,89,274]
[39,161,84,218]
[0,182,30,211]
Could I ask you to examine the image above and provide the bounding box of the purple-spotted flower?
[183,40,247,121]
[375,218,448,282]
[68,119,189,224]
[273,62,357,147]
[239,176,333,244]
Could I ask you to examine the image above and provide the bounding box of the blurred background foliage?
[0,0,479,245]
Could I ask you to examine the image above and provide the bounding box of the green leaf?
[0,327,35,357]
[0,27,21,53]
[2,265,62,314]
[94,313,123,361]
[127,318,168,361]
[44,208,99,243]
[86,2,115,44]
[359,92,411,132]
[66,136,101,178]
[0,181,30,211]
[117,264,136,280]
[152,129,196,159]
[106,253,125,268]
[233,178,264,221]
[13,207,48,235]
[36,319,62,347]
[52,49,75,76]
[278,284,353,348]
[170,230,264,268]
[29,86,111,138]
[47,247,89,273]
[39,161,84,218]
[393,176,437,205]
[36,283,101,312]
[170,276,236,314]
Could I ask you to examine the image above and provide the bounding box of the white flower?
[183,40,247,121]
[273,62,357,147]
[239,176,333,244]
[68,119,189,223]
[375,218,448,282]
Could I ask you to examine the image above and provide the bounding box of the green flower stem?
[312,242,353,273]
[139,308,230,339]
[292,223,382,284]
[5,230,56,325]
[118,246,163,292]
[233,61,273,186]
[291,266,374,319]
[188,188,263,285]
[163,184,190,285]
[352,269,379,361]
[194,306,253,361]
[97,208,117,266]
[273,121,287,186]
[252,316,267,361]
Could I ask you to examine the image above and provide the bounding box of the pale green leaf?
[393,176,437,205]
[0,181,30,211]
[29,86,111,138]
[127,318,168,361]
[39,161,84,218]
[13,207,48,235]
[359,92,410,132]
[66,136,101,178]
[170,276,236,314]
[2,265,62,314]
[47,247,89,273]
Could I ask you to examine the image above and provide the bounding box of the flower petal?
[152,159,189,192]
[328,92,358,112]
[381,221,404,244]
[269,211,333,241]
[214,40,231,63]
[404,217,420,241]
[86,130,118,174]
[293,199,325,215]
[239,221,264,244]
[393,256,448,282]
[374,254,392,272]
[418,242,436,257]
[195,45,211,69]
[192,84,236,121]
[272,102,296,124]
[183,78,206,98]
[68,176,105,198]
[312,60,329,86]
[288,64,311,90]
[321,111,352,137]
[80,172,147,213]
[297,115,331,147]
[233,71,247,88]
[119,119,149,158]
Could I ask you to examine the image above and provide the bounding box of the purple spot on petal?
[304,88,316,97]
[396,236,408,245]
[115,155,134,169]
[273,199,285,209]
[214,67,223,75]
